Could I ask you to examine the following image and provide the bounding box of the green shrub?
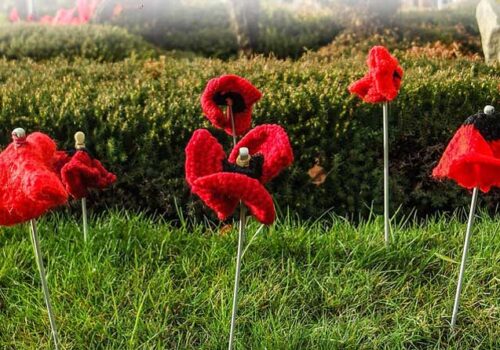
[112,1,341,59]
[0,56,498,221]
[0,24,159,61]
[316,4,482,59]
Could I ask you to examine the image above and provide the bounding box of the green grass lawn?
[0,209,498,349]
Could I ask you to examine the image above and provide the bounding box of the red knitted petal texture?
[432,125,500,192]
[192,172,275,225]
[348,46,403,104]
[200,74,262,136]
[228,124,294,184]
[0,132,68,226]
[185,129,226,187]
[60,151,117,199]
[53,150,72,173]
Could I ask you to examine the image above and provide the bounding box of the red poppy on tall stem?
[348,46,403,104]
[201,74,262,136]
[433,107,500,192]
[185,124,293,225]
[54,150,116,200]
[0,131,68,226]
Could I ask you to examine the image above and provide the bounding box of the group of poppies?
[9,0,100,25]
[185,74,294,225]
[0,129,116,226]
[184,46,500,227]
[0,45,497,344]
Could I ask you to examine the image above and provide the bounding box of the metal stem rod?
[451,187,479,329]
[228,206,246,350]
[82,197,88,243]
[383,102,390,245]
[29,220,59,350]
[227,101,246,349]
[228,102,237,147]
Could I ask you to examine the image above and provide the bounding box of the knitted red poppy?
[185,125,293,225]
[348,46,403,103]
[54,150,117,199]
[200,74,262,136]
[433,109,500,192]
[0,132,68,226]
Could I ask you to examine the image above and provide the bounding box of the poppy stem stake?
[383,102,390,245]
[451,187,478,329]
[29,219,60,350]
[227,93,248,350]
[74,131,88,242]
[229,200,246,350]
[227,99,237,147]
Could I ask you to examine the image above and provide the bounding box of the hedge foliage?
[0,24,158,61]
[112,1,341,59]
[0,56,498,221]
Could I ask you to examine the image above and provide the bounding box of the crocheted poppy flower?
[348,46,403,103]
[54,150,116,200]
[0,131,68,226]
[201,74,262,136]
[185,124,293,224]
[433,108,500,192]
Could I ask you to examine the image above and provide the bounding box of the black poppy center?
[464,112,500,141]
[393,71,401,81]
[222,154,264,179]
[213,91,246,113]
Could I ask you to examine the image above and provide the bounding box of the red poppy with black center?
[0,132,68,226]
[433,110,500,192]
[185,124,293,225]
[54,149,117,199]
[201,74,262,136]
[348,46,403,104]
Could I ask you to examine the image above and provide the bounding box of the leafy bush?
[112,1,341,59]
[0,56,498,221]
[316,4,482,60]
[0,24,158,61]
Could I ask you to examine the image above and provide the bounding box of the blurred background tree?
[228,0,260,56]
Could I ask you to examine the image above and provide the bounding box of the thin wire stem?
[30,219,59,350]
[228,206,246,350]
[383,102,390,245]
[82,197,88,243]
[451,187,479,329]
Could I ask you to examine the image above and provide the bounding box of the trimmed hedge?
[0,24,158,61]
[0,56,498,221]
[113,1,341,59]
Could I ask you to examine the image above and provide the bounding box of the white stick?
[82,197,88,242]
[226,100,247,349]
[29,219,59,350]
[451,187,479,329]
[383,102,390,245]
[74,131,89,243]
[228,102,237,147]
[228,206,246,350]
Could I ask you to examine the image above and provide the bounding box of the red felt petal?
[53,150,72,173]
[348,75,373,101]
[185,129,225,187]
[228,124,294,184]
[432,125,500,192]
[192,173,276,225]
[489,140,500,158]
[60,151,116,199]
[200,74,262,136]
[91,158,117,189]
[0,132,68,226]
[349,46,403,104]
